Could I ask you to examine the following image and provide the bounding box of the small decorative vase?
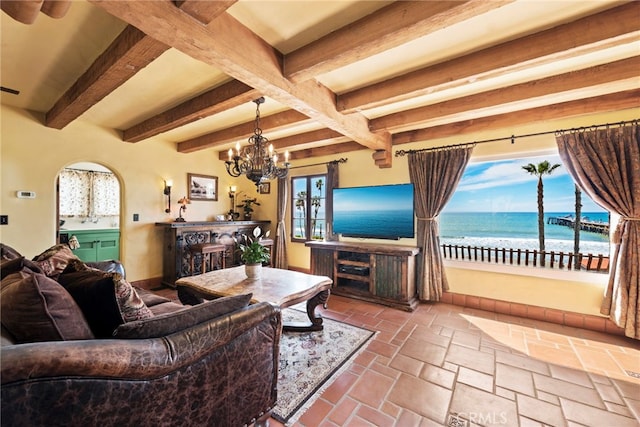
[245,263,262,279]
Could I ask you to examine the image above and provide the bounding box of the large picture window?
[440,152,610,272]
[291,175,326,242]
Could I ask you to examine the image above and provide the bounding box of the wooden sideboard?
[155,221,270,288]
[305,241,420,311]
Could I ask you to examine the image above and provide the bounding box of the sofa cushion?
[0,269,94,342]
[32,244,80,279]
[113,293,252,339]
[147,301,186,316]
[136,287,172,307]
[58,268,153,338]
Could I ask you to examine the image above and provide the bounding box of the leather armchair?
[1,302,282,427]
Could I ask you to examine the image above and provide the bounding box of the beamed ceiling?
[1,0,639,168]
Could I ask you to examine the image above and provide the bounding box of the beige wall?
[285,107,638,316]
[2,103,637,316]
[0,105,271,281]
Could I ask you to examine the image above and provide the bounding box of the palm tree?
[574,184,582,269]
[522,160,561,266]
[311,179,324,239]
[295,191,306,238]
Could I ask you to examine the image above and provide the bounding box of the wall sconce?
[229,185,236,210]
[163,180,172,213]
[228,186,239,220]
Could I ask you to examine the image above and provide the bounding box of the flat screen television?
[332,183,415,240]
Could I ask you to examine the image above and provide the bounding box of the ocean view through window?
[291,174,326,242]
[440,153,610,270]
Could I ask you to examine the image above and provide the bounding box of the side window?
[291,175,326,242]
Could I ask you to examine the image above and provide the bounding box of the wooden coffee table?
[175,266,332,332]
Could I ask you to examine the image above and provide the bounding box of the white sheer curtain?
[59,169,119,217]
[91,171,119,216]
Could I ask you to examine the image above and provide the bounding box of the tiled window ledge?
[441,291,625,336]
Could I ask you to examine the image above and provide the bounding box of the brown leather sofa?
[1,243,282,427]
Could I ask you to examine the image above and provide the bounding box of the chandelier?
[225,97,290,188]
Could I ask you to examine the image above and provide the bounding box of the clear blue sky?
[443,153,607,213]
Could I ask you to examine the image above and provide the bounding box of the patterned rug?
[273,308,375,425]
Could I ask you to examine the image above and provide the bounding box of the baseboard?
[160,265,625,337]
[442,291,625,336]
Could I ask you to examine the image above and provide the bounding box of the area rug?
[273,309,375,425]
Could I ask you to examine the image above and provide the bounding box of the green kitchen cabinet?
[65,229,120,262]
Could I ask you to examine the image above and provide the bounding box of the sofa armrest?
[2,302,282,427]
[85,259,125,277]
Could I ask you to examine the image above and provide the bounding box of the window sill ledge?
[443,259,609,286]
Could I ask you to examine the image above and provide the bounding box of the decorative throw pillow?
[1,256,24,280]
[58,269,153,338]
[113,293,252,339]
[0,269,94,342]
[32,244,79,279]
[1,243,22,260]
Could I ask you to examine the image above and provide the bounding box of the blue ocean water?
[439,212,610,255]
[334,209,414,239]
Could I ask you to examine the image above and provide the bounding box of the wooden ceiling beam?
[287,142,364,161]
[268,129,346,151]
[371,56,640,132]
[179,110,311,153]
[90,0,392,164]
[392,89,640,146]
[338,2,640,113]
[41,0,72,19]
[45,0,236,130]
[216,128,346,161]
[0,0,72,24]
[123,80,258,142]
[45,25,169,129]
[173,0,238,23]
[284,0,512,82]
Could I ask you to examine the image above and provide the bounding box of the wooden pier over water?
[547,215,609,235]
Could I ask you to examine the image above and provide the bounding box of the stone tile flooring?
[153,287,639,426]
[273,295,640,427]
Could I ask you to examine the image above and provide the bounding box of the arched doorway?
[56,162,122,262]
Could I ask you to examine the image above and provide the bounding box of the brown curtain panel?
[408,146,473,301]
[556,122,639,339]
[274,176,289,269]
[325,161,340,241]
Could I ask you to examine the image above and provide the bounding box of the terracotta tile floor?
[153,287,640,426]
[275,295,640,427]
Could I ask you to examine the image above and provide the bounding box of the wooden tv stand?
[305,241,420,311]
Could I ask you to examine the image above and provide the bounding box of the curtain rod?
[63,167,113,174]
[395,118,638,157]
[289,157,347,170]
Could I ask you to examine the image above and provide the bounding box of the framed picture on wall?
[259,182,271,194]
[188,173,218,201]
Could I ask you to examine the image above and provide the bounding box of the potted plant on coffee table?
[236,226,271,278]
